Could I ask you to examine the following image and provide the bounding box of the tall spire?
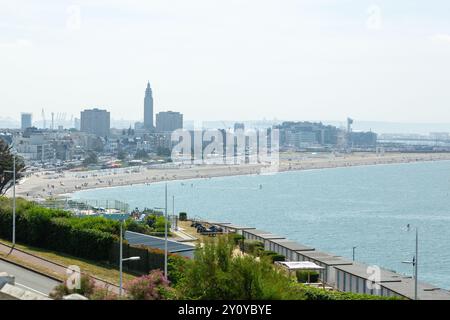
[144,81,154,130]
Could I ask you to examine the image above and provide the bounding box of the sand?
[11,152,450,200]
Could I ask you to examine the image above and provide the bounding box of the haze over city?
[2,0,450,306]
[1,0,450,123]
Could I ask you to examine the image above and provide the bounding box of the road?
[0,242,121,294]
[0,259,61,296]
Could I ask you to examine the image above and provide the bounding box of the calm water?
[71,161,450,289]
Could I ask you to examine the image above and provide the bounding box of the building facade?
[80,108,110,137]
[155,111,183,133]
[21,113,32,130]
[144,82,154,130]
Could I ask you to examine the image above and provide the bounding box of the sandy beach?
[12,152,450,200]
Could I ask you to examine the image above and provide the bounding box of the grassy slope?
[0,238,137,285]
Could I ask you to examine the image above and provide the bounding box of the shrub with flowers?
[124,269,174,300]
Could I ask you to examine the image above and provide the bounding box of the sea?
[71,160,450,289]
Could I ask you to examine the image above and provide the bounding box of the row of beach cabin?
[205,222,450,300]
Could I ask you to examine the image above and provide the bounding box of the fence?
[40,198,129,214]
[108,241,168,275]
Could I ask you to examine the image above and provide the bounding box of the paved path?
[0,242,120,294]
[0,259,60,296]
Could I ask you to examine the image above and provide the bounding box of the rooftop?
[242,229,286,239]
[125,231,195,257]
[296,250,353,266]
[269,239,314,252]
[334,262,403,283]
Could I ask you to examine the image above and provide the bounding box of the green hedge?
[260,250,285,263]
[0,197,117,261]
[241,240,264,255]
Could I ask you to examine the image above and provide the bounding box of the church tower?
[144,81,154,130]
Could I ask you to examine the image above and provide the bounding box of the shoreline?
[12,152,450,200]
[69,157,450,197]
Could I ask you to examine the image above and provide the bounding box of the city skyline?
[1,1,450,123]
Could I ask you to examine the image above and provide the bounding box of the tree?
[50,274,96,300]
[0,140,25,195]
[157,147,171,157]
[134,149,149,160]
[176,236,297,300]
[117,149,127,161]
[83,151,98,166]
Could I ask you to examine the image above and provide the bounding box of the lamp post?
[352,246,357,261]
[402,226,418,300]
[119,219,141,296]
[4,153,16,250]
[172,195,177,231]
[164,182,168,279]
[153,182,169,280]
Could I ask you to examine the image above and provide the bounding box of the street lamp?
[164,182,168,279]
[402,226,418,300]
[352,246,357,261]
[172,195,177,231]
[153,182,169,279]
[119,219,141,296]
[4,153,16,251]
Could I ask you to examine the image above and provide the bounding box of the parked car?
[209,225,223,233]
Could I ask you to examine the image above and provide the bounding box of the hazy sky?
[1,0,450,123]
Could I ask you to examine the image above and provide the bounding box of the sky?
[1,0,450,124]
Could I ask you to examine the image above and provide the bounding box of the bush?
[168,255,188,287]
[230,233,244,246]
[241,240,264,255]
[125,270,174,300]
[178,237,298,300]
[89,288,119,300]
[50,274,96,300]
[293,284,400,300]
[125,219,151,234]
[261,250,285,263]
[296,271,319,283]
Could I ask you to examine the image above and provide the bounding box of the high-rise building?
[74,117,80,130]
[156,111,183,133]
[21,113,32,130]
[80,108,110,137]
[234,122,245,132]
[144,81,154,130]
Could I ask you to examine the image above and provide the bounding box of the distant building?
[80,108,110,137]
[234,122,245,132]
[350,131,377,148]
[21,113,32,130]
[155,111,183,133]
[144,82,154,130]
[0,133,12,145]
[285,130,318,148]
[276,121,339,148]
[73,117,80,130]
[134,122,144,130]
